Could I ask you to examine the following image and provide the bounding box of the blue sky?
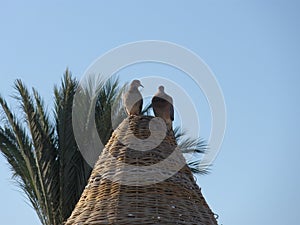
[0,1,299,224]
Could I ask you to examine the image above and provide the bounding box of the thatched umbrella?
[65,116,218,225]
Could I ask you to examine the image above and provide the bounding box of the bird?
[123,79,144,116]
[152,85,174,130]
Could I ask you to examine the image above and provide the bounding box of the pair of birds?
[123,79,174,129]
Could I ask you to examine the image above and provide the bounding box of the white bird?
[123,80,143,116]
[152,85,174,130]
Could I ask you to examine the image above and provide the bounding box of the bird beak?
[140,84,144,88]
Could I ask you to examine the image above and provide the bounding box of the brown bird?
[123,80,144,116]
[152,85,174,130]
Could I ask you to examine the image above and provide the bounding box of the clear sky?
[0,1,299,225]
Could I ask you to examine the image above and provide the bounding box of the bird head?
[131,79,144,88]
[158,85,165,92]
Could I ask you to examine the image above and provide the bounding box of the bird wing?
[170,102,174,121]
[152,96,174,121]
[139,97,143,115]
[124,89,143,115]
[151,96,163,117]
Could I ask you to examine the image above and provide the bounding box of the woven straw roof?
[65,116,218,225]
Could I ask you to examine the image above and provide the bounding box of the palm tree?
[0,70,91,225]
[0,70,207,225]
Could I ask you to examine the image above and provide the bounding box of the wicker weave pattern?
[65,116,218,225]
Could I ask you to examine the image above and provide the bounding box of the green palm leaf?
[174,127,209,175]
[0,95,48,224]
[54,70,91,222]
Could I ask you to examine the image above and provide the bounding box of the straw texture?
[65,116,218,225]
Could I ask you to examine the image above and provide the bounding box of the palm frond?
[54,69,92,223]
[32,87,60,223]
[0,95,47,224]
[110,81,128,130]
[14,79,58,225]
[174,127,210,175]
[187,160,211,175]
[95,76,120,144]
